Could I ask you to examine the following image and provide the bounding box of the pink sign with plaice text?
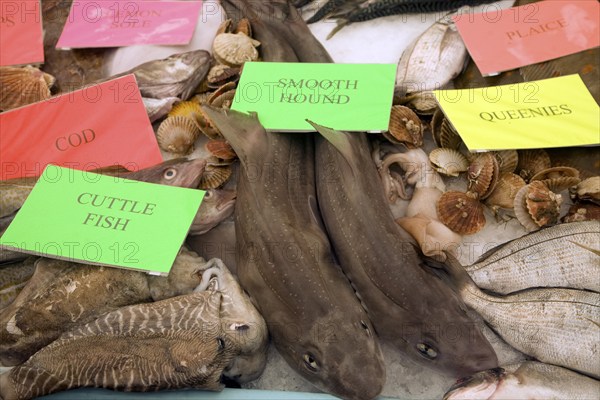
[0,0,44,66]
[56,0,202,48]
[453,0,600,76]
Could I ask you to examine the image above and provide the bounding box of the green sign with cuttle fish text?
[231,62,396,131]
[0,165,204,275]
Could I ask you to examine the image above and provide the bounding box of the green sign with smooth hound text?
[0,165,204,275]
[433,74,600,151]
[231,62,396,131]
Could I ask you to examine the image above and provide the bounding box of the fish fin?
[306,119,355,160]
[201,106,264,168]
[422,251,476,293]
[326,19,349,40]
[568,240,600,257]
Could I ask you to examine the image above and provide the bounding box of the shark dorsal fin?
[307,120,357,173]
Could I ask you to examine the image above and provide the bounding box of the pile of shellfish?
[154,18,261,189]
[378,101,599,236]
[0,66,55,112]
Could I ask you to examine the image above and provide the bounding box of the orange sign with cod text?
[0,75,163,180]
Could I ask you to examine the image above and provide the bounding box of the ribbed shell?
[514,181,562,231]
[206,64,240,88]
[493,150,518,174]
[398,91,438,115]
[429,148,468,177]
[530,166,580,182]
[199,164,233,189]
[571,176,600,204]
[0,66,55,111]
[484,172,526,210]
[212,33,260,67]
[437,191,486,235]
[386,105,424,148]
[168,100,202,125]
[156,116,201,155]
[205,140,237,160]
[468,152,499,199]
[517,149,551,181]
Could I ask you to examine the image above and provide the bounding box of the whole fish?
[310,122,498,377]
[201,107,385,400]
[395,15,468,96]
[439,253,600,378]
[0,258,36,310]
[0,262,267,400]
[110,50,212,101]
[466,221,600,294]
[444,361,600,400]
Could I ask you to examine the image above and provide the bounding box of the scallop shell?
[530,166,580,181]
[197,109,222,140]
[429,148,468,177]
[493,150,518,174]
[216,19,233,35]
[467,152,499,199]
[399,91,438,115]
[386,105,424,148]
[516,149,551,181]
[437,191,486,235]
[439,119,462,150]
[571,176,600,205]
[205,139,237,160]
[234,18,252,37]
[562,202,600,223]
[0,66,55,111]
[212,33,260,67]
[483,172,526,210]
[541,177,581,193]
[514,181,562,231]
[199,163,233,189]
[208,89,236,109]
[206,64,240,88]
[156,116,201,155]
[431,108,444,148]
[167,101,202,124]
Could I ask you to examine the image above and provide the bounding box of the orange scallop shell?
[205,139,237,160]
[467,152,499,199]
[483,172,526,210]
[0,66,55,111]
[516,149,551,181]
[386,105,424,148]
[437,191,486,235]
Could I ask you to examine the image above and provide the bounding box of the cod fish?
[0,262,267,400]
[466,221,600,294]
[201,107,385,400]
[109,50,211,101]
[439,253,600,378]
[444,361,600,400]
[395,15,467,96]
[0,258,36,310]
[310,122,497,377]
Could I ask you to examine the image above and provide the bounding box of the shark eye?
[302,353,320,372]
[164,168,177,180]
[360,320,372,337]
[416,342,438,359]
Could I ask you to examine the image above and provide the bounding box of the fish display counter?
[0,0,599,399]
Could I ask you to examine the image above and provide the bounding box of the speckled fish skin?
[110,50,212,100]
[443,253,600,379]
[0,258,37,310]
[444,361,600,400]
[200,107,385,400]
[466,221,600,294]
[0,258,152,367]
[311,123,498,378]
[395,16,467,96]
[0,289,232,400]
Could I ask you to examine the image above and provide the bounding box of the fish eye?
[217,337,225,351]
[416,342,438,359]
[164,168,177,180]
[205,190,213,198]
[360,320,372,337]
[302,353,320,372]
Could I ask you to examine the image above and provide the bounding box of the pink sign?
[0,0,44,66]
[0,75,163,180]
[56,0,202,48]
[453,0,600,76]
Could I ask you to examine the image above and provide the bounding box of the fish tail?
[306,0,345,23]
